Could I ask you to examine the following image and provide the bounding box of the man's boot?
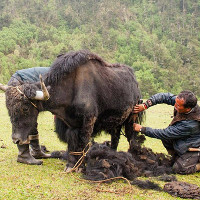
[30,139,51,159]
[17,144,43,165]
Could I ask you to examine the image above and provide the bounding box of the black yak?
[0,50,144,170]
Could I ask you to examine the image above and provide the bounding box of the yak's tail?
[54,116,82,153]
[54,116,68,143]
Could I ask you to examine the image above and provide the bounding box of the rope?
[68,173,133,194]
[63,142,133,194]
[15,86,38,109]
[64,142,92,173]
[95,185,133,194]
[5,85,38,109]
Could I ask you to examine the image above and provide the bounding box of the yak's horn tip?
[39,74,42,81]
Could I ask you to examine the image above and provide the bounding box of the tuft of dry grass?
[0,93,199,200]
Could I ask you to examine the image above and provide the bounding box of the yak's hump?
[46,50,112,84]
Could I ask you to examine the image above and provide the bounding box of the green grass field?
[0,93,200,200]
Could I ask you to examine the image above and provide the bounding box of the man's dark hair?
[177,90,197,108]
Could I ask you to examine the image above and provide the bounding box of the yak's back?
[45,50,110,84]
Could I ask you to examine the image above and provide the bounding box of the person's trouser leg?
[172,152,200,174]
[161,139,178,165]
[161,139,175,155]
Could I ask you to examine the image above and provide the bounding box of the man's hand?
[133,123,143,132]
[133,104,146,113]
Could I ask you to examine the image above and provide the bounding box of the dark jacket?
[141,93,200,155]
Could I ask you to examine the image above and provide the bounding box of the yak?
[0,50,144,171]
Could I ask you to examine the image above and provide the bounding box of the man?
[133,91,200,174]
[8,67,50,165]
[8,67,49,86]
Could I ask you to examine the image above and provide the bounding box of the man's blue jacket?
[12,67,49,83]
[141,93,200,155]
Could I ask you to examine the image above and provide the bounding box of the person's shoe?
[17,144,43,165]
[30,139,51,159]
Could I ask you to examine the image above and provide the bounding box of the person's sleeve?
[141,121,195,140]
[144,93,176,108]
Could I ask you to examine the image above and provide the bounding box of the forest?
[0,0,199,97]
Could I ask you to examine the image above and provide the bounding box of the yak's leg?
[79,116,97,150]
[17,144,43,165]
[124,117,134,143]
[30,139,51,159]
[124,117,138,147]
[66,116,96,172]
[125,115,144,152]
[110,126,121,150]
[65,128,81,169]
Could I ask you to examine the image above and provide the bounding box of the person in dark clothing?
[8,67,51,165]
[133,91,200,174]
[8,67,49,86]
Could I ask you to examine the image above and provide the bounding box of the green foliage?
[0,0,199,98]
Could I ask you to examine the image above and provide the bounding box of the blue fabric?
[146,92,176,107]
[143,93,200,155]
[12,67,49,83]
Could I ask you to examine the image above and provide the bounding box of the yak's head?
[0,75,50,145]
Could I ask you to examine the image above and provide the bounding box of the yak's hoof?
[31,150,51,159]
[17,156,43,165]
[64,166,83,173]
[76,167,83,173]
[64,166,73,173]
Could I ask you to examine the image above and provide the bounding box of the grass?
[0,93,200,200]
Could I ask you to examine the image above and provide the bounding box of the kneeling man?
[133,91,200,174]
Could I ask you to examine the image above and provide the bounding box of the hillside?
[0,0,199,97]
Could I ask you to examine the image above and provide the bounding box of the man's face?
[175,97,191,113]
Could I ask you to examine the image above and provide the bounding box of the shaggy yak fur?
[51,137,173,190]
[51,133,173,180]
[82,138,173,181]
[164,181,200,199]
[5,50,144,169]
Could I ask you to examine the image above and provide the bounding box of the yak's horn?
[0,83,8,92]
[32,75,50,101]
[39,74,50,100]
